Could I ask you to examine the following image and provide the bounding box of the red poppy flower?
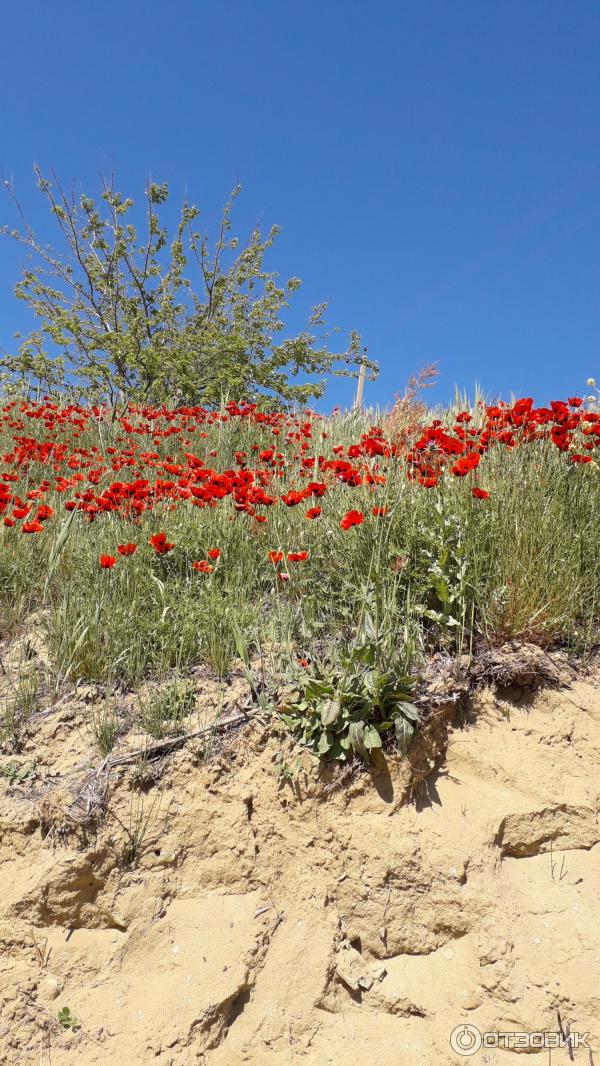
[372,506,388,516]
[305,507,321,519]
[281,491,304,507]
[149,531,175,554]
[192,560,213,573]
[452,452,481,477]
[340,509,364,530]
[117,543,137,556]
[471,487,490,499]
[207,548,220,560]
[278,572,290,582]
[268,550,284,563]
[288,551,308,562]
[99,554,116,568]
[36,505,55,521]
[569,454,592,464]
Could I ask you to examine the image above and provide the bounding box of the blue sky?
[1,0,599,409]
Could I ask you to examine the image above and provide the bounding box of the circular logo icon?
[450,1024,483,1056]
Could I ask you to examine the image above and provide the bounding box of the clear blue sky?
[1,0,599,409]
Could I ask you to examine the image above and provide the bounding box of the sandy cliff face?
[0,667,599,1065]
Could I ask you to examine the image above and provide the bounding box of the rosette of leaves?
[278,641,419,762]
[417,501,468,632]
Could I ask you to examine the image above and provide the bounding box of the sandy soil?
[0,653,599,1065]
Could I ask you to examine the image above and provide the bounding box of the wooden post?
[354,355,367,410]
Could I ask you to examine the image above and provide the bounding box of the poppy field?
[0,388,598,752]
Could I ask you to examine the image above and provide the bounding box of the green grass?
[0,398,598,710]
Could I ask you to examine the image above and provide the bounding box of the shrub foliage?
[2,169,375,406]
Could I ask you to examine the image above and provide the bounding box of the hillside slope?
[1,668,599,1064]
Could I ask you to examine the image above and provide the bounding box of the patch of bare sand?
[0,668,599,1064]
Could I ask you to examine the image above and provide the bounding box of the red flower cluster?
[192,560,213,573]
[0,395,595,566]
[118,543,137,556]
[149,531,174,554]
[405,396,599,487]
[340,509,364,531]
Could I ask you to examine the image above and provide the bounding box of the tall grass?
[0,395,598,697]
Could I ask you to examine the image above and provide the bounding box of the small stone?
[42,977,60,1000]
[335,946,367,992]
[370,963,387,982]
[461,993,482,1010]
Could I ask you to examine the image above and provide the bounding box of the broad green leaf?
[304,678,334,699]
[317,731,332,756]
[399,702,421,722]
[320,698,341,726]
[363,725,383,751]
[279,713,300,729]
[347,721,366,756]
[394,717,415,754]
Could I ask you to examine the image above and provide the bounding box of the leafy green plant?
[279,640,419,761]
[89,699,120,757]
[417,501,469,636]
[139,679,196,739]
[230,613,270,708]
[0,759,37,785]
[273,751,303,785]
[57,1007,80,1031]
[1,668,40,751]
[15,667,41,718]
